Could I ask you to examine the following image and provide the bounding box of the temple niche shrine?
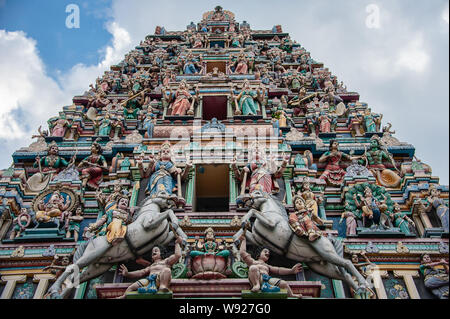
[0,7,448,300]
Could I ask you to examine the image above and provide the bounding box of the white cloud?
[395,34,430,73]
[0,21,131,151]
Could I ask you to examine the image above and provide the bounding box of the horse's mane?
[131,197,154,222]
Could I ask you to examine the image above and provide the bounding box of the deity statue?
[138,142,191,198]
[232,145,289,195]
[293,150,315,170]
[187,227,231,279]
[35,190,71,224]
[163,81,197,116]
[359,109,382,134]
[390,203,415,236]
[319,140,358,187]
[424,185,449,232]
[350,252,376,299]
[232,80,265,116]
[63,207,84,241]
[182,53,202,75]
[97,113,113,137]
[348,111,364,137]
[353,187,389,229]
[88,192,130,245]
[233,52,248,74]
[142,112,157,138]
[340,209,358,236]
[419,254,449,299]
[9,208,31,239]
[289,194,324,242]
[296,178,323,218]
[318,110,334,133]
[239,234,303,298]
[87,91,110,110]
[122,90,145,120]
[33,141,70,175]
[117,236,183,297]
[77,141,108,190]
[360,136,402,188]
[48,114,71,138]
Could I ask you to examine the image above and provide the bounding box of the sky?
[0,0,448,185]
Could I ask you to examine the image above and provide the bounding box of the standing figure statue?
[78,141,108,190]
[232,145,289,195]
[97,113,113,137]
[142,112,157,139]
[48,114,72,138]
[424,185,449,233]
[360,109,382,133]
[239,234,303,298]
[232,80,265,116]
[319,140,358,187]
[117,236,183,298]
[353,187,389,229]
[234,52,248,74]
[138,142,191,198]
[420,254,449,299]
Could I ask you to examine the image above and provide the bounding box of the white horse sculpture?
[233,190,369,294]
[47,188,187,299]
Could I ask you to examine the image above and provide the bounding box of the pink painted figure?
[50,116,71,137]
[319,140,358,186]
[164,81,196,116]
[340,211,357,236]
[234,53,248,74]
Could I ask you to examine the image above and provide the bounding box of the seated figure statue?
[187,227,231,279]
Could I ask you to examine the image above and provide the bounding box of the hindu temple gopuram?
[0,7,448,300]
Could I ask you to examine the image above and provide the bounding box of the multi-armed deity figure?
[138,142,191,198]
[117,236,183,297]
[35,190,71,225]
[232,143,289,195]
[353,187,389,229]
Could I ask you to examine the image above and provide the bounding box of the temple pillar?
[33,274,55,299]
[393,270,420,299]
[0,274,27,299]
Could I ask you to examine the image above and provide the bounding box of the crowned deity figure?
[77,141,107,190]
[163,80,197,116]
[232,80,265,116]
[420,254,449,299]
[232,144,289,195]
[138,142,191,198]
[36,190,71,224]
[424,185,449,232]
[319,140,358,187]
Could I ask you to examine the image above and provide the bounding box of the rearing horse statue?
[47,188,187,299]
[233,190,369,294]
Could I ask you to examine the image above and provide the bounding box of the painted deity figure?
[360,109,382,133]
[123,90,144,120]
[360,136,402,188]
[424,186,449,232]
[88,193,130,245]
[232,80,264,116]
[239,234,303,298]
[138,142,191,198]
[64,207,84,241]
[142,112,157,138]
[289,195,324,242]
[390,203,415,235]
[234,53,248,74]
[98,113,113,137]
[353,187,389,228]
[340,209,358,236]
[164,81,196,116]
[420,254,449,299]
[36,191,71,224]
[232,145,289,195]
[77,141,107,190]
[188,227,231,278]
[117,236,183,298]
[319,140,358,187]
[34,142,70,175]
[350,252,376,299]
[48,114,71,138]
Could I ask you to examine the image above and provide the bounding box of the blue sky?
[0,0,112,76]
[0,0,448,185]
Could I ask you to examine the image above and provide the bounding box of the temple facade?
[0,7,448,299]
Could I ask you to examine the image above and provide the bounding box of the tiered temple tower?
[0,7,448,299]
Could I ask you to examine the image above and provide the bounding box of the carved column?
[32,274,55,299]
[366,269,388,299]
[393,270,420,299]
[0,275,27,299]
